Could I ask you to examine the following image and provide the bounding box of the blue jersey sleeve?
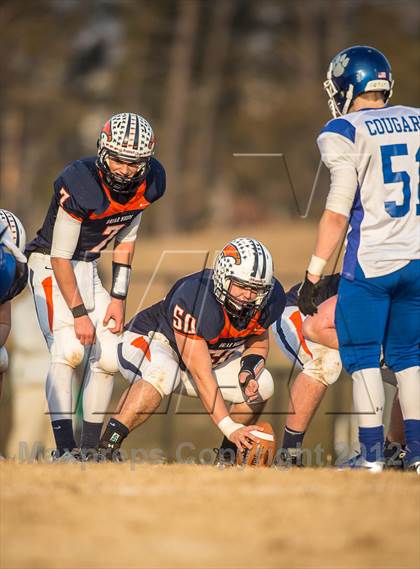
[145,158,166,203]
[53,158,106,220]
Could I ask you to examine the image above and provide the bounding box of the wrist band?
[111,262,131,300]
[217,416,244,438]
[307,255,327,277]
[71,303,88,318]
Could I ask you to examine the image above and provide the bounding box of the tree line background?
[1,0,419,239]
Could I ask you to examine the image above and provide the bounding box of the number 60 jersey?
[318,105,419,280]
[26,156,165,261]
[126,268,286,368]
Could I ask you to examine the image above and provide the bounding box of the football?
[236,421,277,467]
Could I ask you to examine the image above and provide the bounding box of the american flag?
[378,71,387,78]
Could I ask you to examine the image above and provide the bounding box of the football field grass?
[1,462,419,569]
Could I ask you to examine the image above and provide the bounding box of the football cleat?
[274,448,304,469]
[84,447,125,463]
[51,448,82,463]
[384,440,406,470]
[213,447,236,469]
[337,453,385,472]
[403,449,420,475]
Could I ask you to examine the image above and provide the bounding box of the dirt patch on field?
[1,463,419,569]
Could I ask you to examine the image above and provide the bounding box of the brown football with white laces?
[236,422,277,467]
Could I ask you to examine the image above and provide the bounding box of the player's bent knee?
[51,339,84,368]
[142,365,181,398]
[258,369,274,401]
[91,336,119,374]
[304,347,342,386]
[0,346,9,373]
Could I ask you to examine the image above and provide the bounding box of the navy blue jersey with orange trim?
[126,269,286,367]
[26,156,165,261]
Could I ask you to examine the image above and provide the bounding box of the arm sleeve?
[50,206,82,259]
[115,213,142,244]
[317,132,359,217]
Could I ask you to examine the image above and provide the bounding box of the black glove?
[239,354,265,389]
[297,273,319,316]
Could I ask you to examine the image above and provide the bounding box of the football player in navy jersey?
[25,112,166,461]
[95,238,286,461]
[0,210,28,457]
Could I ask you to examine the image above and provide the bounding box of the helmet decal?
[331,53,350,78]
[222,244,241,265]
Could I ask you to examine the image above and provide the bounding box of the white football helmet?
[97,112,155,193]
[213,237,274,320]
[0,209,27,263]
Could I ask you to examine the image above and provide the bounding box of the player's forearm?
[190,368,230,425]
[309,209,348,278]
[112,240,135,266]
[243,333,269,359]
[50,257,84,309]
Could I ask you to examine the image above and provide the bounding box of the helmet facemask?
[223,277,273,321]
[97,149,151,194]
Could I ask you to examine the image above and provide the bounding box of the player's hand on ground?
[103,298,125,333]
[297,273,319,316]
[74,315,96,345]
[229,424,262,451]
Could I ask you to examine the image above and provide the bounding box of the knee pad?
[303,346,342,386]
[51,329,84,368]
[0,346,8,373]
[142,365,181,398]
[257,369,274,401]
[91,332,119,375]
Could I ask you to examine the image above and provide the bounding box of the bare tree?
[157,0,201,233]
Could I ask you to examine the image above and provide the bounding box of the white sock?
[396,366,420,420]
[82,369,114,423]
[352,368,385,428]
[46,362,75,421]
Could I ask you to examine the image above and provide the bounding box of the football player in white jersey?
[298,46,419,472]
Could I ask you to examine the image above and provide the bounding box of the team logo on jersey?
[222,244,241,265]
[331,53,350,77]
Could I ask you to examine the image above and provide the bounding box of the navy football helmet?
[324,46,393,117]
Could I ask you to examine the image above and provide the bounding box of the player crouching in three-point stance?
[273,274,405,467]
[298,46,420,472]
[96,238,286,462]
[25,113,165,461]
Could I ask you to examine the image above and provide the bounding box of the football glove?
[297,273,319,316]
